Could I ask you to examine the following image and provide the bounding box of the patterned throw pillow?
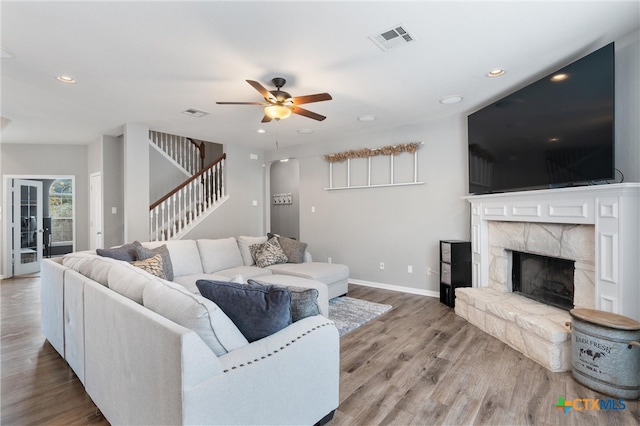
[136,244,174,281]
[130,254,166,279]
[251,237,288,268]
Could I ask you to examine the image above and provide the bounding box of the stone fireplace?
[456,183,639,372]
[487,221,594,310]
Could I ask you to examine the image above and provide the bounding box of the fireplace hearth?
[512,251,575,311]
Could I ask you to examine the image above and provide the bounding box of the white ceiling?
[1,1,638,149]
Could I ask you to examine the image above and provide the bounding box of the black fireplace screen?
[512,251,575,311]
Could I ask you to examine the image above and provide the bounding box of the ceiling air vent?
[369,24,415,52]
[182,108,209,118]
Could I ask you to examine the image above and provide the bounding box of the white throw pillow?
[142,279,248,356]
[237,235,268,266]
[196,238,244,273]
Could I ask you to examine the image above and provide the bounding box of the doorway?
[269,159,300,239]
[3,176,75,277]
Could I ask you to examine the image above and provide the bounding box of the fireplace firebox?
[512,251,575,311]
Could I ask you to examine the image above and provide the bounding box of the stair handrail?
[150,153,226,211]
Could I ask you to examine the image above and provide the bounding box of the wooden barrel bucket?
[570,309,640,399]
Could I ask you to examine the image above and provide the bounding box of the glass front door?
[13,179,43,275]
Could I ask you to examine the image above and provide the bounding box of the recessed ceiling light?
[56,75,76,84]
[257,129,266,134]
[297,128,313,134]
[358,115,376,122]
[486,69,506,78]
[439,95,463,104]
[550,73,569,82]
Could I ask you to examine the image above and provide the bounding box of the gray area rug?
[328,296,392,337]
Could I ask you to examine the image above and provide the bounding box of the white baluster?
[220,159,225,198]
[178,190,183,233]
[155,206,159,241]
[160,203,166,241]
[172,195,177,237]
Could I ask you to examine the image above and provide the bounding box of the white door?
[13,179,43,275]
[90,173,103,250]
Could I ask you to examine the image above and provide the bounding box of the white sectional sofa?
[40,236,348,425]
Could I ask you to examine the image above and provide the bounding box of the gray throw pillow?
[196,280,292,343]
[249,280,320,322]
[96,241,142,261]
[268,233,308,263]
[136,245,174,281]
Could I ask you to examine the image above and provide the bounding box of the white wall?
[615,30,640,182]
[123,124,150,243]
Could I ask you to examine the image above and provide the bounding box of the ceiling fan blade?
[291,106,326,121]
[246,80,276,102]
[216,101,266,105]
[261,115,273,123]
[291,93,332,105]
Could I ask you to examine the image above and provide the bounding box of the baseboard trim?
[349,279,439,299]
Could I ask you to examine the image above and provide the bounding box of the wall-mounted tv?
[468,43,614,195]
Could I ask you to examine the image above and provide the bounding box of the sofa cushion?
[266,262,349,286]
[268,233,308,264]
[197,238,244,273]
[96,241,141,261]
[248,279,320,322]
[237,235,268,266]
[136,244,174,281]
[108,260,160,304]
[143,279,249,356]
[142,240,203,277]
[62,252,118,287]
[130,254,166,279]
[212,266,272,281]
[251,237,288,268]
[196,280,292,343]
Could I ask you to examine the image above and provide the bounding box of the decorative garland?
[324,142,421,163]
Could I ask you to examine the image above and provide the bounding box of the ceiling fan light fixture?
[264,105,291,120]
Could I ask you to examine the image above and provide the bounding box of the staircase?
[148,131,228,241]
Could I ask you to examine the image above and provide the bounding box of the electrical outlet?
[427,267,432,276]
[380,262,385,270]
[408,265,413,273]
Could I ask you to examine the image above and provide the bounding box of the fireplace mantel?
[465,183,640,321]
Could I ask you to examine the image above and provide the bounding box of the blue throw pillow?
[196,280,292,343]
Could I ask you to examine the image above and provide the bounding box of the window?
[49,179,73,244]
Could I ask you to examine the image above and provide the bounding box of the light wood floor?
[2,276,639,425]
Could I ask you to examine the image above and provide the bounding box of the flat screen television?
[468,43,614,194]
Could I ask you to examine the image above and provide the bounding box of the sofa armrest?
[83,280,225,425]
[183,316,340,425]
[41,258,66,357]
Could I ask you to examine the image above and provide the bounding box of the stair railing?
[149,153,226,241]
[149,130,203,175]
